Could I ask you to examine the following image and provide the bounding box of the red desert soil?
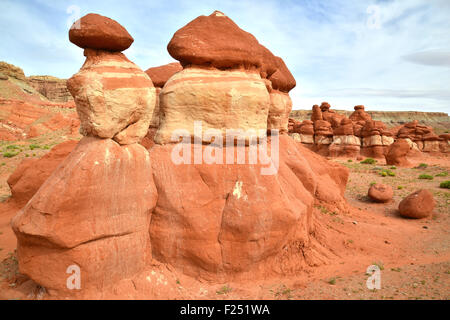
[0,144,448,300]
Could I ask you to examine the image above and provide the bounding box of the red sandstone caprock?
[145,62,183,88]
[168,10,264,69]
[69,13,134,51]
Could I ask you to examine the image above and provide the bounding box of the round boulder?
[368,183,393,203]
[399,189,435,219]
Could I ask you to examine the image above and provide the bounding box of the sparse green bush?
[390,166,397,170]
[397,186,404,190]
[418,174,433,180]
[361,158,377,165]
[436,172,448,177]
[380,169,395,177]
[29,144,40,150]
[216,285,232,295]
[370,181,377,186]
[417,163,428,169]
[5,145,19,150]
[348,159,353,163]
[440,181,450,189]
[3,152,18,158]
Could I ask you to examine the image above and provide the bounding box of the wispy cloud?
[403,50,450,67]
[0,0,449,113]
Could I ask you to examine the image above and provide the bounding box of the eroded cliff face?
[291,109,449,134]
[0,61,73,103]
[28,76,72,103]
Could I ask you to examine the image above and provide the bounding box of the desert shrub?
[390,166,397,170]
[397,186,404,190]
[43,145,50,150]
[417,163,428,169]
[440,181,450,189]
[361,158,377,165]
[29,144,40,150]
[370,181,377,186]
[380,169,395,177]
[436,172,448,177]
[216,285,232,295]
[418,174,433,180]
[5,145,19,150]
[348,159,353,163]
[3,152,18,158]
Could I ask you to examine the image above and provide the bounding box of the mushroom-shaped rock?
[69,13,134,51]
[368,183,393,203]
[156,11,271,144]
[349,105,372,123]
[399,189,435,219]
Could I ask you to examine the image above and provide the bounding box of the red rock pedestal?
[11,137,157,297]
[148,135,348,279]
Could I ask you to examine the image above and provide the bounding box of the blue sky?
[1,0,449,113]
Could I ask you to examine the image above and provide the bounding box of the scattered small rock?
[399,189,435,219]
[368,183,393,203]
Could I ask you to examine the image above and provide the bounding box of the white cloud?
[0,0,449,113]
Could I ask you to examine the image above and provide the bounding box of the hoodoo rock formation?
[12,14,158,297]
[156,11,273,144]
[289,104,447,160]
[10,11,350,298]
[147,11,348,280]
[67,14,156,145]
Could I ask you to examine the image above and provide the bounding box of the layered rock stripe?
[67,50,156,145]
